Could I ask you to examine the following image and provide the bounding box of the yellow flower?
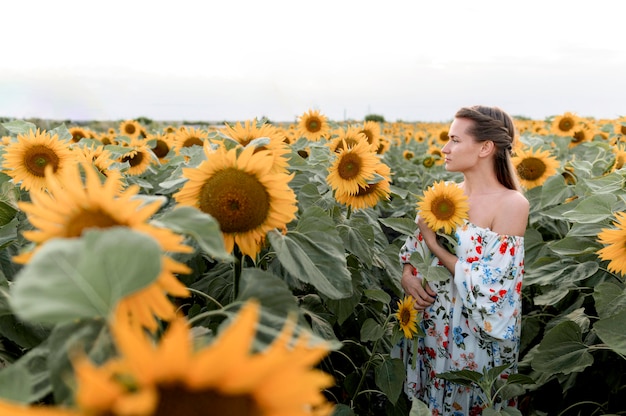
[220,119,291,173]
[297,109,331,141]
[597,211,626,276]
[333,162,391,210]
[68,126,94,143]
[119,138,157,176]
[74,143,116,177]
[550,112,581,136]
[357,120,382,150]
[417,181,469,234]
[327,126,371,153]
[174,145,298,259]
[148,132,175,162]
[173,126,209,152]
[15,162,193,331]
[2,128,76,191]
[118,119,143,139]
[402,150,415,161]
[511,147,560,189]
[326,140,381,196]
[395,296,419,339]
[0,301,335,416]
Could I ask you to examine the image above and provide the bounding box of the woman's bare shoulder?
[492,190,529,236]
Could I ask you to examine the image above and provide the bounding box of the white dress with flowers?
[393,219,524,415]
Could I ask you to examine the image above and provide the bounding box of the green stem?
[350,315,392,403]
[232,246,243,302]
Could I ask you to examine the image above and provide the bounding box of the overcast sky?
[1,0,625,123]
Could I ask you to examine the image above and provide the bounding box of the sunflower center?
[306,118,321,133]
[124,124,137,135]
[65,209,122,238]
[199,168,270,234]
[183,137,203,148]
[432,197,456,221]
[572,130,585,143]
[122,151,144,168]
[422,157,435,168]
[26,145,61,177]
[399,307,412,326]
[558,118,574,132]
[155,385,263,416]
[355,183,377,196]
[152,140,170,158]
[517,157,547,181]
[337,153,362,180]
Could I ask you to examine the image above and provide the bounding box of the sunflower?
[597,211,626,276]
[357,120,381,150]
[327,126,370,153]
[147,132,174,162]
[333,162,391,210]
[511,147,560,189]
[550,112,581,136]
[15,162,193,331]
[68,126,94,144]
[569,123,595,147]
[2,128,76,191]
[376,138,390,155]
[297,109,331,141]
[74,144,116,177]
[173,126,209,152]
[0,301,335,416]
[326,139,381,196]
[119,138,156,176]
[173,145,298,259]
[395,296,419,339]
[119,120,143,139]
[431,125,450,145]
[427,144,445,165]
[402,150,415,161]
[220,119,291,173]
[417,180,469,234]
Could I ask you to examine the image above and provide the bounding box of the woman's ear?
[479,140,495,157]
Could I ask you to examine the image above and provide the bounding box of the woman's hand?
[401,263,437,311]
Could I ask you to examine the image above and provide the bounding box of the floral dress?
[392,219,524,415]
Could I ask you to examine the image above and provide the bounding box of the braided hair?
[454,105,521,191]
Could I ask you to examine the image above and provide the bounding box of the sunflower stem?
[346,206,352,220]
[232,246,243,302]
[350,314,392,403]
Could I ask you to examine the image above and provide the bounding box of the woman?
[395,105,529,414]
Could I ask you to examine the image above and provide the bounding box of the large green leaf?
[237,268,298,316]
[0,343,50,403]
[375,356,405,404]
[378,217,418,238]
[339,217,375,268]
[268,206,352,299]
[539,174,570,208]
[547,236,602,256]
[360,318,384,342]
[10,228,162,325]
[2,120,37,135]
[153,206,232,261]
[594,309,626,355]
[561,193,617,223]
[532,320,593,375]
[593,281,626,319]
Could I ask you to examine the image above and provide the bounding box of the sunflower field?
[0,110,624,415]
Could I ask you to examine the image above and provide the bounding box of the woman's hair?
[454,105,521,191]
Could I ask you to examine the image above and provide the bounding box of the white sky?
[2,0,625,123]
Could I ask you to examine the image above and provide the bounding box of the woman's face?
[441,117,483,172]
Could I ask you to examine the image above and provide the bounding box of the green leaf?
[577,172,625,194]
[331,403,355,416]
[532,320,593,375]
[0,343,51,403]
[10,228,162,324]
[409,398,431,416]
[374,357,405,404]
[364,289,391,305]
[561,193,617,223]
[268,206,352,299]
[547,236,602,256]
[539,174,570,208]
[593,281,626,319]
[360,318,384,342]
[2,120,37,135]
[378,217,418,237]
[153,206,232,261]
[594,309,626,355]
[436,368,483,386]
[339,217,375,268]
[237,268,298,316]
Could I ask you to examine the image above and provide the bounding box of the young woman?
[395,105,530,414]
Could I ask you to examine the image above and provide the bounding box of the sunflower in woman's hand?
[417,180,469,235]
